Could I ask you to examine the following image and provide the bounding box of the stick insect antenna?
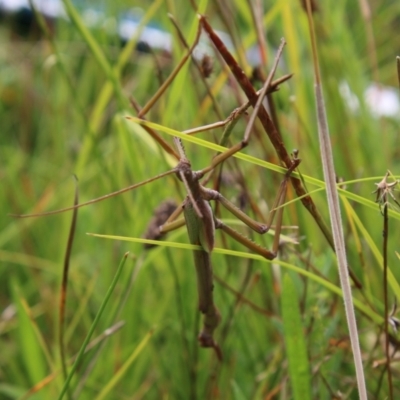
[10,169,178,218]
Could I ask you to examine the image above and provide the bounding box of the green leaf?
[230,380,248,400]
[281,274,311,400]
[10,277,47,387]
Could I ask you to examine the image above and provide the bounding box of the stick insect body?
[157,136,300,359]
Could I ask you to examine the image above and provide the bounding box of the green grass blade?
[10,278,47,387]
[61,0,116,86]
[75,0,163,173]
[57,253,128,400]
[94,330,153,400]
[281,274,312,400]
[88,232,383,324]
[230,379,248,400]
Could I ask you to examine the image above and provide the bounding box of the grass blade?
[10,278,47,387]
[57,253,128,400]
[281,274,311,400]
[305,1,367,397]
[88,232,383,324]
[94,330,153,400]
[59,176,78,400]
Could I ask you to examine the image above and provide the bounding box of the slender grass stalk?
[374,171,400,399]
[58,178,79,400]
[61,0,123,103]
[382,197,393,399]
[358,0,379,82]
[57,253,128,400]
[305,1,367,398]
[76,0,164,173]
[19,322,125,400]
[94,330,153,400]
[282,274,311,400]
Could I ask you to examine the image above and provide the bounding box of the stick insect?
[12,37,300,361]
[13,124,299,361]
[157,136,299,359]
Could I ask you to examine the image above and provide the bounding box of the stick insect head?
[172,136,204,219]
[173,137,191,182]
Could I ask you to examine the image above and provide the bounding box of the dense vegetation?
[1,1,400,399]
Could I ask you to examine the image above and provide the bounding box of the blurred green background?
[1,0,400,399]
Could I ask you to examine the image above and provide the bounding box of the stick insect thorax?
[174,137,215,253]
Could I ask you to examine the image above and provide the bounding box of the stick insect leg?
[158,205,186,233]
[213,158,300,259]
[11,168,179,218]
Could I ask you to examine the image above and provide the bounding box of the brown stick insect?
[153,136,299,359]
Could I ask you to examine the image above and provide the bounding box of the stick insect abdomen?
[183,197,222,358]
